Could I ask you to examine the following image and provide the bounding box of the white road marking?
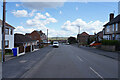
[90,67,104,80]
[19,60,27,63]
[77,56,83,62]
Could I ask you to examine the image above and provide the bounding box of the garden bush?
[101,40,120,46]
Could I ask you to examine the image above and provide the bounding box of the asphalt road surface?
[19,45,118,79]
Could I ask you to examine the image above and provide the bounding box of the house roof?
[0,19,15,29]
[77,32,89,37]
[14,33,36,43]
[104,14,120,26]
[80,32,89,36]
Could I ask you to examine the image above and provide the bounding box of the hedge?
[101,40,120,46]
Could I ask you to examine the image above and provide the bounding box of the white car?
[53,41,59,47]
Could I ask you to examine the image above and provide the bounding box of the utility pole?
[2,0,6,62]
[78,25,80,34]
[47,29,48,45]
[77,25,80,47]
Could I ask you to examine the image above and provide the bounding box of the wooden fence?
[19,46,24,53]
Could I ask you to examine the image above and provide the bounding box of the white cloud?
[16,4,20,7]
[12,10,28,17]
[45,18,57,23]
[29,10,36,17]
[34,13,47,19]
[26,12,57,25]
[76,7,78,11]
[14,26,34,34]
[12,9,36,17]
[59,11,62,14]
[45,12,50,17]
[61,19,107,35]
[22,2,65,10]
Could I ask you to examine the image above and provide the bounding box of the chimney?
[109,13,114,21]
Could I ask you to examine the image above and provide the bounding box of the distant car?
[66,43,70,45]
[53,41,59,48]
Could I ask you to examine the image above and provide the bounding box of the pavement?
[72,44,120,61]
[0,62,2,80]
[2,46,53,78]
[2,45,119,79]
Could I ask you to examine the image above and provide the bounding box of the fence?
[12,45,35,57]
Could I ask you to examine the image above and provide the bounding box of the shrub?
[101,40,120,46]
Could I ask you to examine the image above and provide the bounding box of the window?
[107,26,110,32]
[5,40,9,48]
[112,24,114,32]
[116,23,118,31]
[5,28,9,35]
[112,34,115,40]
[10,29,13,35]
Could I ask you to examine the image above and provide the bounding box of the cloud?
[22,2,65,10]
[14,26,34,34]
[16,4,20,7]
[29,10,36,17]
[61,19,107,35]
[26,12,57,27]
[45,12,50,17]
[12,10,28,17]
[34,13,47,19]
[12,9,36,17]
[59,11,62,14]
[76,7,78,11]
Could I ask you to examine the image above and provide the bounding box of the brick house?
[14,33,37,47]
[25,30,47,44]
[77,32,89,45]
[0,19,15,50]
[95,31,103,42]
[103,13,120,41]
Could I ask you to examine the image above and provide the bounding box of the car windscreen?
[53,43,58,44]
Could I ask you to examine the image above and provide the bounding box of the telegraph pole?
[2,0,6,62]
[47,29,48,45]
[78,25,80,34]
[77,25,80,47]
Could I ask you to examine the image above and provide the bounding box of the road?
[22,45,118,79]
[3,45,118,79]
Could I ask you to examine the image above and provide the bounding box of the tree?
[68,37,77,44]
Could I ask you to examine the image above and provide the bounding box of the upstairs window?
[112,24,114,32]
[5,28,9,35]
[106,25,110,32]
[116,23,118,31]
[10,29,13,35]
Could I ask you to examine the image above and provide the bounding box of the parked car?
[53,41,59,48]
[66,43,70,45]
[90,41,101,47]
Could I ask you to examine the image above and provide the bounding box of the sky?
[0,1,119,37]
